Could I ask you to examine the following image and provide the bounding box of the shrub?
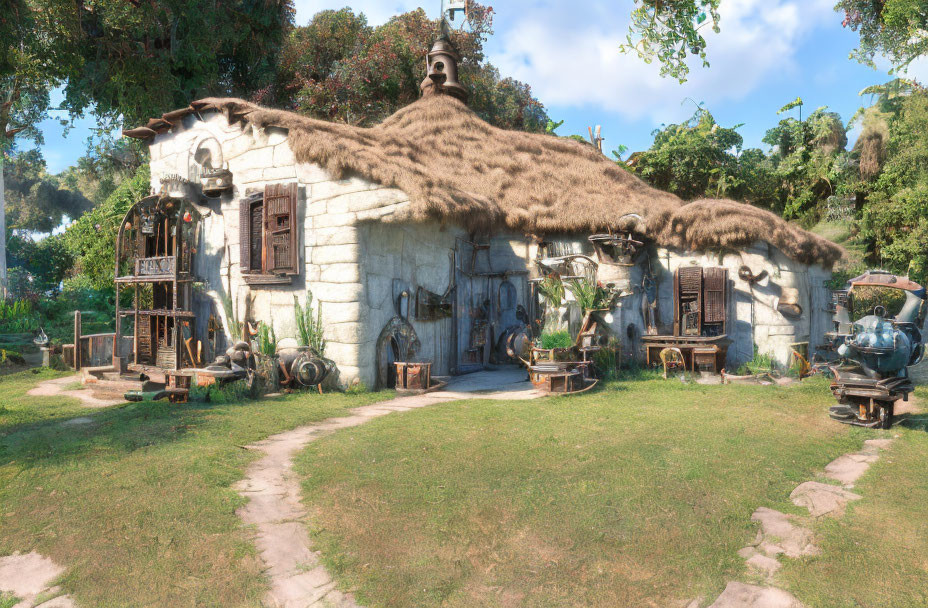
[0,299,40,334]
[63,164,150,291]
[540,330,572,349]
[736,346,776,375]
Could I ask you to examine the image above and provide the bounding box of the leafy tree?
[837,0,928,72]
[266,5,549,132]
[33,0,296,126]
[861,90,928,282]
[63,164,150,291]
[6,232,72,298]
[1,0,56,295]
[621,0,721,82]
[628,108,747,200]
[761,106,850,222]
[3,149,92,234]
[58,138,144,207]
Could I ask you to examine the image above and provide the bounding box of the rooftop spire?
[420,34,469,104]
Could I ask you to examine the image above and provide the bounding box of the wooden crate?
[693,346,720,373]
[530,369,584,393]
[395,362,431,390]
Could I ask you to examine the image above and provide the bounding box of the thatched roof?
[128,95,842,266]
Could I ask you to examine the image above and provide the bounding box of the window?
[240,183,300,285]
[673,265,728,337]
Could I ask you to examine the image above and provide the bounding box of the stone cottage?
[122,43,842,388]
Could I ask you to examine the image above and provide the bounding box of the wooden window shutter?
[239,199,251,273]
[263,183,299,274]
[703,268,728,323]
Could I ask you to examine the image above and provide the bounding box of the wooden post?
[73,310,82,371]
[114,283,121,370]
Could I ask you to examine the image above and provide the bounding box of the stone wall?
[148,112,831,383]
[356,222,534,389]
[649,243,832,368]
[536,238,831,368]
[149,112,411,386]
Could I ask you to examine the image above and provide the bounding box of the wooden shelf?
[119,309,195,318]
[115,275,193,284]
[243,273,292,286]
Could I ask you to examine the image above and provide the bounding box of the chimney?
[420,36,468,104]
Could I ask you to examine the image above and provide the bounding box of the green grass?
[779,388,928,607]
[297,376,871,608]
[0,374,389,607]
[810,219,868,286]
[0,369,98,432]
[0,592,19,608]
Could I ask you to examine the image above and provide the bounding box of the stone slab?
[707,582,806,608]
[790,481,861,517]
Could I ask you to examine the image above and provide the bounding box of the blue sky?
[36,0,923,173]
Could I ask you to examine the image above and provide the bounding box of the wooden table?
[642,335,731,374]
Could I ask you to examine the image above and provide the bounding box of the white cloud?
[489,0,837,121]
[290,0,840,121]
[888,55,928,85]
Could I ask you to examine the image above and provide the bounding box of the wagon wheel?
[879,403,894,430]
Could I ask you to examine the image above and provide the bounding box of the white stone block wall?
[147,112,832,382]
[356,222,534,389]
[535,238,831,369]
[356,221,464,389]
[148,112,417,387]
[647,242,831,368]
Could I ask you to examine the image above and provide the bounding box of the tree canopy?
[63,163,150,291]
[31,0,295,126]
[263,5,549,132]
[837,0,928,72]
[621,0,720,82]
[2,148,92,233]
[860,89,928,282]
[627,103,852,224]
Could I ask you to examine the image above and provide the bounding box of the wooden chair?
[790,348,811,380]
[660,347,686,378]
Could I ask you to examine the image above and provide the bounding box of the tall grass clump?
[222,294,243,342]
[255,322,278,356]
[294,292,326,356]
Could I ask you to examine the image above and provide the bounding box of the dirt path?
[27,375,124,409]
[0,552,75,608]
[234,369,543,608]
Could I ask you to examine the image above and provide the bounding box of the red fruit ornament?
[183,211,193,222]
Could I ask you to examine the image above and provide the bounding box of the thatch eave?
[132,96,843,267]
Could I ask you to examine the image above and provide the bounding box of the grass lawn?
[0,370,388,607]
[780,387,928,608]
[296,375,893,608]
[0,369,99,431]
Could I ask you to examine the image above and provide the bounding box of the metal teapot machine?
[827,271,927,429]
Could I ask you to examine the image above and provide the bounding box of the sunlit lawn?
[3,367,926,607]
[780,387,928,608]
[296,375,911,608]
[0,370,388,607]
[0,369,99,431]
